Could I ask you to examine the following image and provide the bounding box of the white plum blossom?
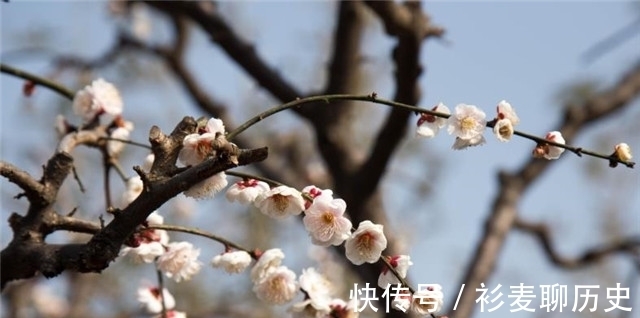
[345,221,387,265]
[254,186,305,219]
[493,100,519,142]
[303,197,352,246]
[72,78,123,123]
[121,176,144,206]
[252,265,298,305]
[119,212,168,263]
[452,134,486,150]
[447,104,486,140]
[226,179,270,204]
[378,255,413,289]
[542,131,566,160]
[211,250,253,274]
[178,119,228,199]
[496,100,520,126]
[298,268,333,311]
[137,285,175,314]
[493,119,514,142]
[183,172,228,200]
[157,241,202,282]
[301,185,334,210]
[416,103,450,138]
[614,143,633,162]
[119,240,165,263]
[251,248,285,283]
[411,284,444,315]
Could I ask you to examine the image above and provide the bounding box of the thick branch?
[144,1,313,119]
[1,117,268,289]
[0,161,44,202]
[514,218,640,268]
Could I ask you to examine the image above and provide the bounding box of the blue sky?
[1,2,639,318]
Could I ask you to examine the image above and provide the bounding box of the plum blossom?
[137,285,176,314]
[345,221,387,265]
[183,172,228,200]
[298,268,333,310]
[254,186,305,219]
[447,104,486,140]
[178,118,228,199]
[378,255,413,289]
[251,248,285,283]
[496,100,520,126]
[252,265,298,305]
[226,179,270,204]
[532,131,566,160]
[303,197,352,246]
[493,100,519,142]
[301,185,334,209]
[451,135,486,150]
[416,103,450,138]
[411,284,444,315]
[493,119,514,142]
[614,143,633,162]
[211,250,253,274]
[119,212,168,263]
[157,241,202,282]
[72,78,123,123]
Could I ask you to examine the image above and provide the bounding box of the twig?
[148,224,257,259]
[99,136,152,150]
[0,63,74,100]
[227,94,635,168]
[71,165,85,193]
[156,267,167,318]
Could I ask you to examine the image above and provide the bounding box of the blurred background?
[1,1,639,318]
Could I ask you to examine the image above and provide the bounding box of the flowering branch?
[228,93,635,168]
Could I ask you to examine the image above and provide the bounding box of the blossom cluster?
[415,101,571,159]
[119,157,203,283]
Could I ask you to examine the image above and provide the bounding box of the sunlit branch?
[0,63,74,100]
[228,93,635,168]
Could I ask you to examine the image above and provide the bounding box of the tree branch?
[1,117,268,289]
[450,61,640,318]
[514,218,640,269]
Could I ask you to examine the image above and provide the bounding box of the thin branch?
[149,224,257,259]
[514,218,640,269]
[449,61,640,318]
[227,93,636,168]
[0,63,74,100]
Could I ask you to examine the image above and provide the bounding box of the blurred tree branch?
[514,218,640,269]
